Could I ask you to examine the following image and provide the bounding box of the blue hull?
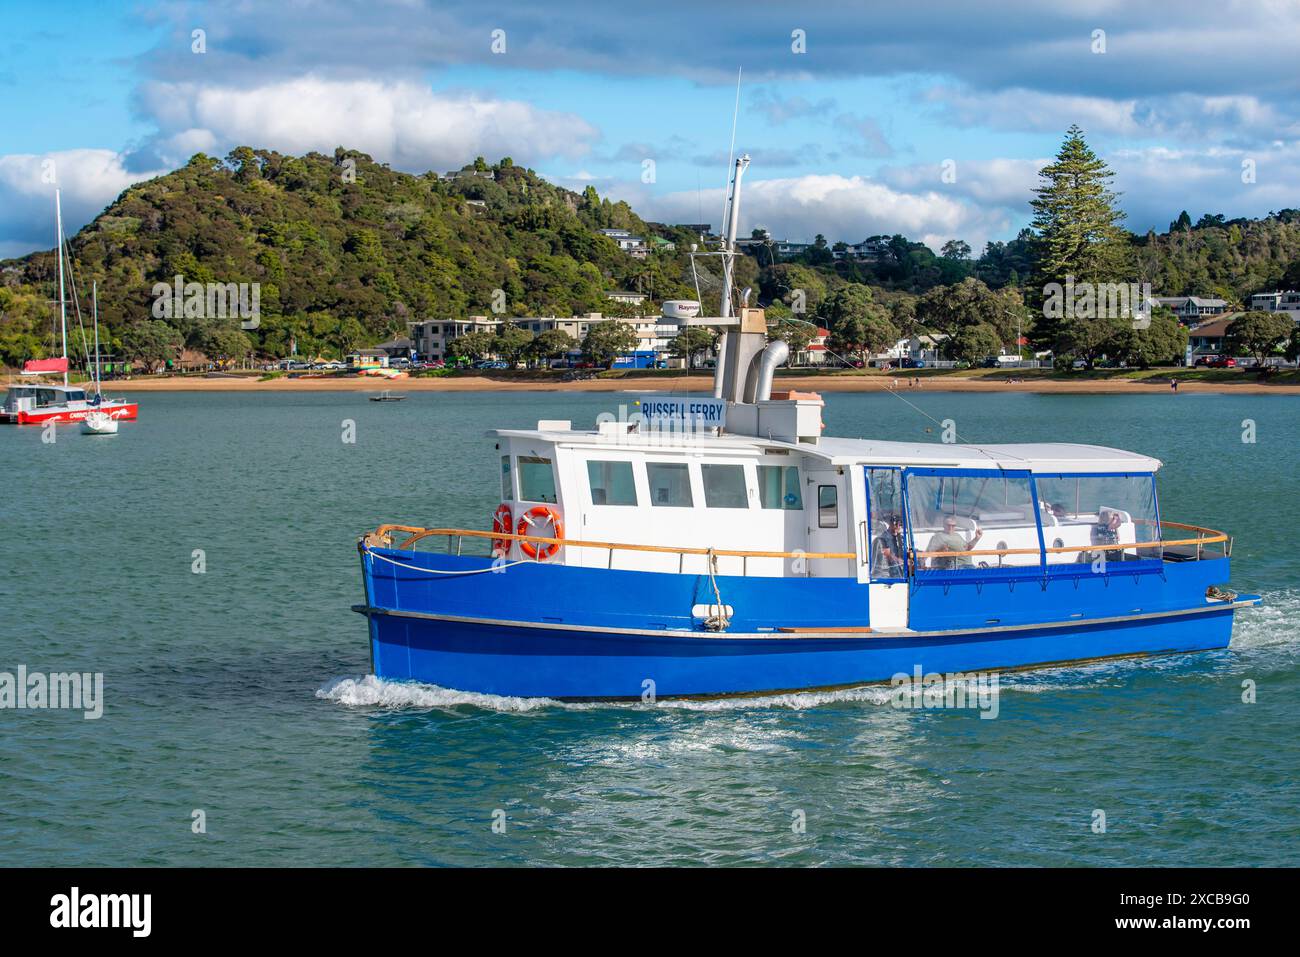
[357,547,1252,699]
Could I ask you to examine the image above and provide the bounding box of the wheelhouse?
[3,384,89,414]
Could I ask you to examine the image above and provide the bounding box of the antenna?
[721,67,742,231]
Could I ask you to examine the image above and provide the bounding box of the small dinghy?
[369,391,407,402]
[80,410,118,435]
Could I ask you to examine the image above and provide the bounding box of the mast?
[718,154,749,321]
[55,189,68,387]
[93,280,101,396]
[712,154,750,400]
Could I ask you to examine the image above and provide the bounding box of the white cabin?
[492,417,1164,629]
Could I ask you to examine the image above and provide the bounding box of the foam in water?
[316,675,562,713]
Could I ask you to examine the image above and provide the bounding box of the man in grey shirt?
[926,515,983,569]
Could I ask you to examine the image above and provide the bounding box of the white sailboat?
[79,282,119,435]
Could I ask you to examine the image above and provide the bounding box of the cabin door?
[804,467,853,578]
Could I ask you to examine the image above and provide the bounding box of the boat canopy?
[490,427,1162,475]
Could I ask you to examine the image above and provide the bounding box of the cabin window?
[758,465,802,510]
[646,462,693,507]
[867,467,906,580]
[516,456,557,504]
[500,456,513,500]
[701,464,748,508]
[1034,473,1160,564]
[905,469,1037,572]
[817,485,839,527]
[587,460,638,506]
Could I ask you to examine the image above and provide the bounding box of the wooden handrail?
[366,524,857,561]
[364,519,1229,565]
[912,521,1228,560]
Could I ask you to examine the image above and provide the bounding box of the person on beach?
[1170,377,1179,392]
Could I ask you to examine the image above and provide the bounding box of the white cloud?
[136,76,599,171]
[0,150,170,259]
[879,158,1046,210]
[921,85,1300,144]
[637,174,1012,253]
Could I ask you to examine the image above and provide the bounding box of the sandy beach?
[102,372,1300,395]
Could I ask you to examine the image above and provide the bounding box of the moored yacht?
[353,157,1258,700]
[2,193,138,425]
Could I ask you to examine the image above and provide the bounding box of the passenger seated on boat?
[872,513,905,577]
[926,516,983,569]
[1077,513,1124,564]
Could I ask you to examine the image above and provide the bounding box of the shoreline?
[88,373,1300,396]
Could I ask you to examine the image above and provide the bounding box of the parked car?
[1195,355,1237,368]
[900,357,926,368]
[474,360,510,370]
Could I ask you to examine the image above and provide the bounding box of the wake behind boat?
[352,156,1259,700]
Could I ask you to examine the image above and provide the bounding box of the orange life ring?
[516,505,563,560]
[491,504,513,555]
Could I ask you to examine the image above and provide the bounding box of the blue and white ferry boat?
[354,157,1259,700]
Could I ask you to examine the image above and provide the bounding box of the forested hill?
[3,142,1300,367]
[0,148,709,362]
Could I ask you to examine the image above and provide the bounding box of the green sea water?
[1,389,1296,866]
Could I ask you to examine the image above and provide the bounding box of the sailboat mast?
[93,280,101,395]
[55,189,68,387]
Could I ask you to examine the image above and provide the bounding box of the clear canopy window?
[906,471,1037,570]
[867,468,906,579]
[1035,474,1160,564]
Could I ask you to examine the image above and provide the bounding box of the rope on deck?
[364,547,534,576]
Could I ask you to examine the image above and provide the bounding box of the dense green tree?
[121,320,183,372]
[1030,126,1130,354]
[527,328,577,365]
[914,278,1029,347]
[824,286,899,362]
[1107,307,1187,369]
[200,323,254,365]
[940,239,971,261]
[1286,326,1300,363]
[1226,311,1294,364]
[581,321,639,366]
[492,323,534,365]
[945,323,1003,364]
[670,326,718,369]
[447,329,497,361]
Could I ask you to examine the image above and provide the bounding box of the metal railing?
[911,520,1230,567]
[364,519,1230,577]
[364,524,856,576]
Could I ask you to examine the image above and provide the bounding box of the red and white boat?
[2,191,139,425]
[1,381,137,424]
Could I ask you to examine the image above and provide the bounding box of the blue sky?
[3,0,1299,259]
